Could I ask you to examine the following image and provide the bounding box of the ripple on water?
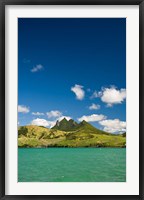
[18,148,126,182]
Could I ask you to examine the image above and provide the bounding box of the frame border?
[0,0,143,199]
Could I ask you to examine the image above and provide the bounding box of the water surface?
[18,148,126,182]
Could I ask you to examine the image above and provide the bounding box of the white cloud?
[78,114,106,122]
[48,121,57,128]
[31,115,72,128]
[90,91,102,99]
[31,118,56,128]
[18,105,30,113]
[89,103,100,110]
[31,64,44,72]
[32,112,44,116]
[46,110,62,118]
[99,119,126,133]
[101,87,126,107]
[71,84,85,100]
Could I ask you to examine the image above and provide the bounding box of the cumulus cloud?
[31,118,56,128]
[31,64,44,72]
[78,114,106,122]
[46,110,62,118]
[18,105,30,113]
[99,119,126,133]
[89,103,100,110]
[32,112,44,116]
[101,87,126,107]
[31,115,72,128]
[71,84,85,100]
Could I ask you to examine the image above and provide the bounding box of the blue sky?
[18,18,126,133]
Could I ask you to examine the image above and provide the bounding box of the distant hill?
[18,119,126,148]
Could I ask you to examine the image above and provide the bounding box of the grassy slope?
[18,125,126,148]
[18,125,70,147]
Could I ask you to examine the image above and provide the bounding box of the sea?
[18,148,126,182]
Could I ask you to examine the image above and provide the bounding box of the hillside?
[18,119,126,148]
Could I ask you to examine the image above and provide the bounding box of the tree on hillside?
[18,126,28,136]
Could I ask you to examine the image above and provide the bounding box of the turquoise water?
[18,148,126,182]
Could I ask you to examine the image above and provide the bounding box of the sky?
[18,18,126,133]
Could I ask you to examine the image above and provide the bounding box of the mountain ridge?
[18,119,126,148]
[52,118,111,135]
[52,118,79,131]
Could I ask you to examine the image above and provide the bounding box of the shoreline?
[18,146,126,148]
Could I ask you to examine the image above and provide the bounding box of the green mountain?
[77,120,110,135]
[52,118,78,131]
[18,119,126,148]
[52,118,110,134]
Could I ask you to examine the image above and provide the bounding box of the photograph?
[18,18,126,182]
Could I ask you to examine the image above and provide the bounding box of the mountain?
[77,120,110,135]
[52,118,78,131]
[18,119,126,148]
[52,118,110,135]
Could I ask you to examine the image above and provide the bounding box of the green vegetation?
[52,118,79,131]
[18,119,126,148]
[122,132,126,137]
